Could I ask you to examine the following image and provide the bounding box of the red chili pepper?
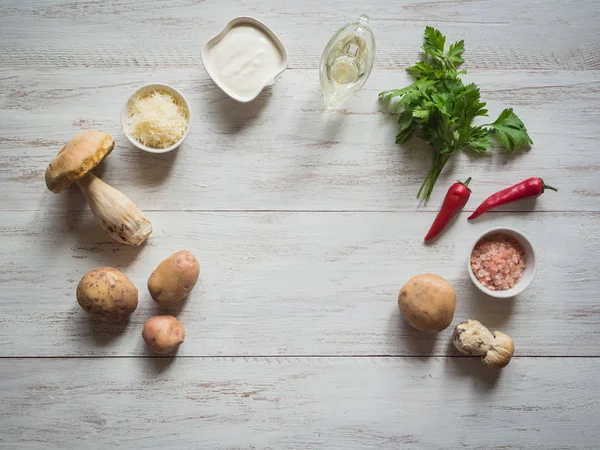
[468,177,557,220]
[424,177,472,242]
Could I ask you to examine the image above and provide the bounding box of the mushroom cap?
[452,319,495,356]
[45,130,114,193]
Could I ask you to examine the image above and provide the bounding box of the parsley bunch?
[379,27,533,201]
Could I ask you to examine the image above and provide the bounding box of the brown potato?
[76,266,138,322]
[142,315,185,354]
[148,250,200,306]
[398,273,456,332]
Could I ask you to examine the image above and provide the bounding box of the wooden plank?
[1,69,599,212]
[0,0,599,70]
[1,210,598,357]
[0,356,598,449]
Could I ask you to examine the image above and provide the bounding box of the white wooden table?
[1,1,600,448]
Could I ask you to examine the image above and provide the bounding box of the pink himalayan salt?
[471,233,526,291]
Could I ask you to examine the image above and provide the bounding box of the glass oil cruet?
[319,15,376,109]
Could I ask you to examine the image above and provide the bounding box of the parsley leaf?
[466,126,494,153]
[379,27,533,201]
[486,108,533,151]
[423,26,446,58]
[447,40,465,67]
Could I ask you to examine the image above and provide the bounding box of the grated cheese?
[125,91,188,149]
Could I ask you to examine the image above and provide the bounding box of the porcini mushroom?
[452,319,515,368]
[45,130,152,245]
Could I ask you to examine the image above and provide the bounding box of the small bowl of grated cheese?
[121,83,191,153]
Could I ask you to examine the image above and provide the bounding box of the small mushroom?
[452,319,515,368]
[45,130,152,245]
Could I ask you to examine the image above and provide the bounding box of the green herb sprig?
[379,27,533,201]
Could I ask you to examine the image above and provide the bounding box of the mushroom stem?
[77,172,152,246]
[483,331,515,369]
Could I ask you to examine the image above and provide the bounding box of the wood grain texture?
[1,69,600,212]
[1,357,599,450]
[1,210,598,357]
[1,0,599,70]
[1,1,600,448]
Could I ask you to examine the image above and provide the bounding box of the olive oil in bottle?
[319,15,375,108]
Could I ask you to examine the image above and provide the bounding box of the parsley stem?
[420,152,452,202]
[417,171,431,199]
[428,154,448,200]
